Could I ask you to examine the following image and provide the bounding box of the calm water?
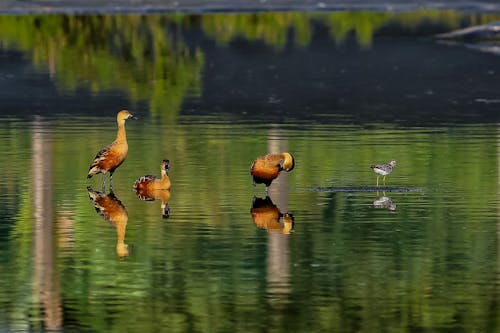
[1,10,500,333]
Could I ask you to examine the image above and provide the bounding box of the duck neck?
[161,169,168,179]
[116,121,127,144]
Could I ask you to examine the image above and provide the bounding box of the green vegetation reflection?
[0,121,498,331]
[0,11,499,122]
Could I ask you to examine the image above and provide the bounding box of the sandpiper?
[370,160,396,186]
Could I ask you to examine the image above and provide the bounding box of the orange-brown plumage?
[133,160,172,218]
[87,110,137,188]
[250,152,295,189]
[133,160,171,191]
[134,187,172,218]
[250,196,294,234]
[87,187,129,257]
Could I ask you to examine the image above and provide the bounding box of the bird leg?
[383,176,386,186]
[109,172,114,192]
[162,203,170,219]
[101,174,106,192]
[376,176,379,187]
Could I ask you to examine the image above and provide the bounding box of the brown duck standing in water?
[87,110,137,190]
[250,152,295,193]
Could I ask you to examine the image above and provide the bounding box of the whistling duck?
[250,152,295,192]
[133,159,171,191]
[370,160,396,186]
[250,196,294,234]
[87,110,137,190]
[133,160,171,218]
[87,187,129,257]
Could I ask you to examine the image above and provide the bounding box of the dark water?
[1,10,500,332]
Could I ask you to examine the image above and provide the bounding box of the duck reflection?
[251,196,294,234]
[87,187,129,257]
[373,194,397,211]
[134,187,171,218]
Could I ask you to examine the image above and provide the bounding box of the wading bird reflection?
[373,194,397,211]
[250,196,294,234]
[87,187,130,257]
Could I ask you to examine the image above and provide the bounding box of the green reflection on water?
[0,11,500,123]
[0,119,498,331]
[0,14,204,122]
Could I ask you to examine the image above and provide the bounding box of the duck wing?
[87,143,114,177]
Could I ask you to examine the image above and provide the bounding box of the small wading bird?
[87,110,137,190]
[370,160,397,186]
[250,152,295,193]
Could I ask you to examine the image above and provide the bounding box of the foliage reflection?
[0,10,499,122]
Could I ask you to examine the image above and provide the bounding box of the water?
[1,10,500,333]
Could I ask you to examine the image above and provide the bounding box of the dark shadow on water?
[299,186,422,192]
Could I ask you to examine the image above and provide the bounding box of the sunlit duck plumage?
[133,159,171,191]
[133,160,171,218]
[87,110,137,190]
[370,160,397,186]
[250,152,295,192]
[87,187,129,257]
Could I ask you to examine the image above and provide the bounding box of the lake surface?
[1,10,500,332]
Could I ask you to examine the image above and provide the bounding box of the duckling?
[133,159,171,191]
[87,187,129,257]
[87,110,137,190]
[370,160,397,186]
[250,152,295,192]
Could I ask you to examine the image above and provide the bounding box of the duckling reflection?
[251,196,294,234]
[134,187,171,218]
[373,194,397,211]
[87,186,129,257]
